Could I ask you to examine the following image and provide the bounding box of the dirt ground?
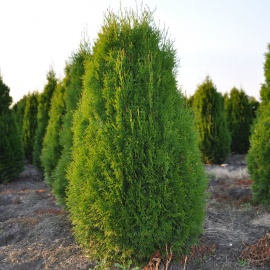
[0,161,94,270]
[1,156,270,270]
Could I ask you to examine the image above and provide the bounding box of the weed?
[238,258,247,267]
[89,259,110,270]
[115,260,141,270]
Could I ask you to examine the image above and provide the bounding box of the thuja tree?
[248,96,260,119]
[224,87,253,154]
[67,9,207,264]
[53,44,90,204]
[192,76,231,164]
[22,92,39,162]
[247,44,270,203]
[12,95,27,136]
[41,81,66,185]
[33,69,57,168]
[0,75,24,183]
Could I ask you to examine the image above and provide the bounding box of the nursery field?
[0,155,270,270]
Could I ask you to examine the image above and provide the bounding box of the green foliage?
[22,92,39,162]
[53,44,90,204]
[248,96,260,118]
[192,76,231,164]
[224,87,253,154]
[247,44,270,204]
[41,81,66,184]
[33,69,57,168]
[0,76,24,183]
[12,95,27,135]
[0,75,12,114]
[67,8,207,264]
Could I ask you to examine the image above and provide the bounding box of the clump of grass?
[206,165,249,181]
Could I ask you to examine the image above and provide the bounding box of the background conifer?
[0,75,24,183]
[192,76,231,164]
[224,87,253,154]
[33,69,57,168]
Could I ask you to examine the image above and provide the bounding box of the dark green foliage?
[0,75,12,114]
[53,45,90,204]
[224,88,253,154]
[0,76,24,183]
[192,76,231,164]
[33,69,57,168]
[67,9,207,264]
[248,96,260,118]
[12,95,27,134]
[247,44,270,204]
[41,81,66,185]
[22,92,39,162]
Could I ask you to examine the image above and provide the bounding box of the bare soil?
[1,156,270,270]
[0,161,94,270]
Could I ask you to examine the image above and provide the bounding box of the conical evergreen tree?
[192,76,231,164]
[66,9,207,264]
[247,44,270,203]
[22,92,39,162]
[12,95,27,136]
[53,44,90,204]
[224,87,253,154]
[0,75,24,183]
[33,69,57,168]
[248,96,260,119]
[41,80,66,185]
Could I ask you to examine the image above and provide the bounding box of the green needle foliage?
[247,44,270,204]
[22,92,39,162]
[67,8,207,264]
[192,76,231,164]
[41,81,66,185]
[12,95,27,137]
[53,44,90,204]
[33,69,57,168]
[0,75,24,183]
[224,87,253,154]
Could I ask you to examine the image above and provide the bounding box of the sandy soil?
[1,156,270,270]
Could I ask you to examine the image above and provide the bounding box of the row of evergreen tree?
[188,77,259,164]
[1,6,269,267]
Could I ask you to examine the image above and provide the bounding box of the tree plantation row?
[1,7,269,267]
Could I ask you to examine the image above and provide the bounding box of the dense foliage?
[33,69,57,169]
[66,9,207,264]
[22,92,39,162]
[192,77,231,164]
[41,81,66,184]
[247,44,270,203]
[0,75,24,183]
[224,87,253,154]
[53,45,90,204]
[12,95,27,137]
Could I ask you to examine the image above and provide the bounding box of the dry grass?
[205,165,249,181]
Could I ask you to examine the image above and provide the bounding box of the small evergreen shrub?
[224,87,253,154]
[192,76,231,164]
[12,95,27,136]
[53,44,90,204]
[33,69,57,168]
[67,8,207,264]
[0,75,24,183]
[41,81,66,184]
[22,92,39,162]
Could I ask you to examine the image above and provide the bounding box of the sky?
[1,0,270,104]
